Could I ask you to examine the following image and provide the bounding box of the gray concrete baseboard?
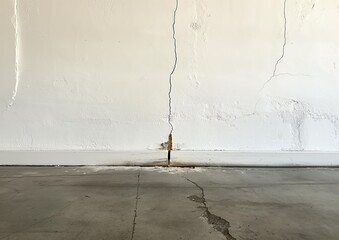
[171,151,339,167]
[0,151,338,167]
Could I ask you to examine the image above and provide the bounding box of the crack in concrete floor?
[130,170,141,240]
[185,177,237,240]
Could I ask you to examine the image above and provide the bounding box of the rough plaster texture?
[0,0,339,155]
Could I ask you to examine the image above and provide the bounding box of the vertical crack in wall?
[168,0,179,134]
[8,0,20,108]
[167,0,178,164]
[185,177,237,240]
[260,0,287,92]
[130,170,141,240]
[251,0,288,113]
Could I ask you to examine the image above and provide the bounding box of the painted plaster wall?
[173,0,339,151]
[0,0,16,112]
[0,0,339,152]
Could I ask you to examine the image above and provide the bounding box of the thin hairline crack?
[259,0,287,93]
[249,0,287,114]
[130,170,141,240]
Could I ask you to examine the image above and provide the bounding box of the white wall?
[1,0,339,153]
[0,0,16,113]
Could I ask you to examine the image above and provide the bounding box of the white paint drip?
[8,0,19,108]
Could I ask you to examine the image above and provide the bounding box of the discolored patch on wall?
[190,22,201,31]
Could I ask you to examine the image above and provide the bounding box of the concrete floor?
[0,167,339,240]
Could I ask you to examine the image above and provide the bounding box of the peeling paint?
[278,99,306,150]
[201,104,237,126]
[271,98,339,150]
[297,0,316,26]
